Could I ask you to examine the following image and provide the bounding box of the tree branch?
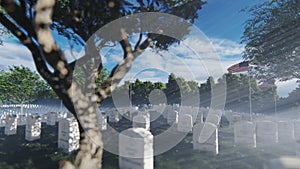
[0,12,55,83]
[134,33,143,51]
[95,30,159,104]
[1,0,35,36]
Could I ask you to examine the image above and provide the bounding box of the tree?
[199,76,215,107]
[242,0,300,81]
[0,0,205,168]
[0,66,52,113]
[165,73,180,104]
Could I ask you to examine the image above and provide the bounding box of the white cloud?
[276,79,298,98]
[210,38,244,57]
[0,42,35,70]
[120,33,244,85]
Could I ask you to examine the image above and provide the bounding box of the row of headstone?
[234,120,300,149]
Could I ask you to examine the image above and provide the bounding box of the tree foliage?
[242,0,300,81]
[0,66,54,113]
[52,0,206,48]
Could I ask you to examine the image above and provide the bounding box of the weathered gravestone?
[133,113,150,131]
[58,116,80,153]
[193,122,219,155]
[25,115,42,141]
[256,121,278,145]
[277,121,294,143]
[5,114,17,135]
[119,128,153,169]
[177,114,193,133]
[234,121,256,147]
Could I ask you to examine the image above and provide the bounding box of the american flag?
[227,61,249,73]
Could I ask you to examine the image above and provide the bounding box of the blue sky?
[0,0,297,97]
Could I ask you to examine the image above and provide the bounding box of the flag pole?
[227,61,251,120]
[248,74,252,121]
[274,87,277,115]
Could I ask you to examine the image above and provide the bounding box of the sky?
[0,0,297,97]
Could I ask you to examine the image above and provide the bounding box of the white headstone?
[230,114,242,126]
[234,121,256,147]
[0,115,6,127]
[177,114,193,133]
[5,115,18,135]
[167,110,178,125]
[256,121,278,145]
[201,108,209,122]
[193,122,218,154]
[293,120,300,140]
[58,116,80,153]
[181,106,198,124]
[119,128,153,169]
[163,105,172,119]
[152,104,164,118]
[277,121,294,143]
[108,110,120,123]
[97,111,107,131]
[148,110,161,122]
[133,114,150,131]
[205,114,221,126]
[25,115,42,141]
[17,114,27,126]
[47,112,57,126]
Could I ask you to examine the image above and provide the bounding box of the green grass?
[0,118,297,169]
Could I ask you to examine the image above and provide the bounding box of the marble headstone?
[58,116,80,153]
[234,121,256,147]
[25,115,42,141]
[256,121,278,145]
[5,115,18,135]
[193,122,218,155]
[119,128,153,169]
[177,114,193,133]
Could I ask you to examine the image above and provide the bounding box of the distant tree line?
[2,66,300,114]
[113,73,282,114]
